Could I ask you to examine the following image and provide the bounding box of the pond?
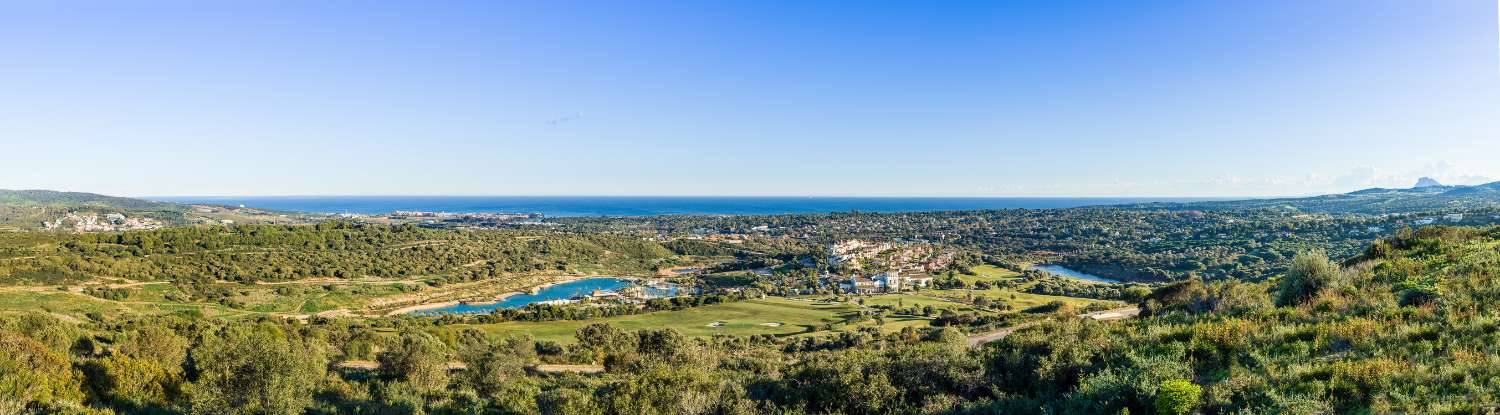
[412,277,679,315]
[1026,265,1122,284]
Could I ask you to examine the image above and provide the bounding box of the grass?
[924,287,1110,310]
[953,265,1022,284]
[0,289,257,320]
[445,297,872,344]
[857,293,972,310]
[0,290,129,318]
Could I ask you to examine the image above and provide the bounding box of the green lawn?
[858,293,972,310]
[954,264,1022,284]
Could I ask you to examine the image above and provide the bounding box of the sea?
[149,196,1221,217]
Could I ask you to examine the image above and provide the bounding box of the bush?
[1141,278,1208,316]
[1154,379,1201,415]
[1275,251,1341,307]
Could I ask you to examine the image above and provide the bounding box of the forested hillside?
[0,222,683,285]
[0,190,181,210]
[959,225,1500,413]
[0,189,192,229]
[0,189,316,231]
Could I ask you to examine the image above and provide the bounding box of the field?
[923,286,1114,309]
[855,293,975,310]
[955,264,1022,284]
[441,297,933,344]
[0,289,254,320]
[0,278,431,320]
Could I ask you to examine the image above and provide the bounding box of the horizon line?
[139,194,1271,200]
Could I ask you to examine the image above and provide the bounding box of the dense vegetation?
[0,223,685,285]
[561,205,1500,282]
[3,225,1498,414]
[0,190,192,229]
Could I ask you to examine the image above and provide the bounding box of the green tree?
[85,354,180,410]
[0,330,85,412]
[378,330,452,394]
[188,323,326,415]
[118,325,190,372]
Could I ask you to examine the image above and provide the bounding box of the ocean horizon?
[148,195,1233,217]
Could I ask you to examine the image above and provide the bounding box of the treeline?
[0,222,680,285]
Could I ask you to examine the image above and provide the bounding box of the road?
[965,306,1140,348]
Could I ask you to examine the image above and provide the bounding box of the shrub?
[1276,251,1341,307]
[1141,278,1208,316]
[1154,379,1201,415]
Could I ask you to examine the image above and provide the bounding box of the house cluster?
[828,239,893,267]
[42,213,163,232]
[377,211,545,229]
[526,289,628,307]
[823,239,951,294]
[1399,214,1465,228]
[829,239,954,273]
[837,270,933,294]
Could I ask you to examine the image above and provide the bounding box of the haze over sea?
[149,196,1225,217]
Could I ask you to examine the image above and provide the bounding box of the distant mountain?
[0,189,191,230]
[0,189,186,211]
[1413,177,1444,188]
[0,189,312,231]
[1440,182,1500,197]
[1125,180,1500,215]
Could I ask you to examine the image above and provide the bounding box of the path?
[965,306,1140,348]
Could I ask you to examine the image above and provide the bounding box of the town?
[41,212,163,232]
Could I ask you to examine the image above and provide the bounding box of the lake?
[1027,265,1121,284]
[149,196,1225,217]
[413,277,676,315]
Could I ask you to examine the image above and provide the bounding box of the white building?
[840,277,879,294]
[871,271,932,292]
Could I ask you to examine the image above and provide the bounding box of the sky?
[2,0,1497,197]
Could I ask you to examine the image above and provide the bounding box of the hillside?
[1126,180,1500,214]
[0,189,313,231]
[965,225,1500,413]
[0,189,184,210]
[0,189,193,230]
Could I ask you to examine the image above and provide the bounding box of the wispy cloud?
[545,113,582,126]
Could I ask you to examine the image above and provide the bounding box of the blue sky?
[2,0,1496,197]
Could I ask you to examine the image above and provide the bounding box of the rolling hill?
[0,189,311,231]
[1125,180,1500,214]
